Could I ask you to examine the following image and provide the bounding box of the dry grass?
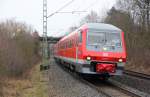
[1,63,48,97]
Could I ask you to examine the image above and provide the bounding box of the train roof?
[58,23,122,43]
[82,23,122,32]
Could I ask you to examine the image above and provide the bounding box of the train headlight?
[103,47,107,51]
[118,59,123,62]
[86,56,91,61]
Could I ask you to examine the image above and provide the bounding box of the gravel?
[48,59,107,97]
[111,74,150,94]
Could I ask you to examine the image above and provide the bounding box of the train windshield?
[87,29,122,52]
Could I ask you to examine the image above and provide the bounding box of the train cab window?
[87,32,105,45]
[87,29,122,52]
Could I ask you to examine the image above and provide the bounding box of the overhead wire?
[69,0,100,28]
[49,0,100,37]
[47,0,75,18]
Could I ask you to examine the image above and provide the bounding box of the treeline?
[104,0,150,73]
[0,20,40,78]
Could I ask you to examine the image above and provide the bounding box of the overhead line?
[56,11,87,14]
[47,0,75,18]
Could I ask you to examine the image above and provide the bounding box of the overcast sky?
[0,0,116,37]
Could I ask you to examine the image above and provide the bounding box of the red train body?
[54,23,127,78]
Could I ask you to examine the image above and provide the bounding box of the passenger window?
[79,30,82,43]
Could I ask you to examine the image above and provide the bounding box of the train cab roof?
[81,23,122,32]
[58,23,122,42]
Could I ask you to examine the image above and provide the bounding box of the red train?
[54,23,126,79]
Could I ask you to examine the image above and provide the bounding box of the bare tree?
[80,11,100,24]
[116,0,150,32]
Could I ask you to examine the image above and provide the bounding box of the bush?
[0,20,40,77]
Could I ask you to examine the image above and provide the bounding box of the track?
[55,63,141,97]
[124,70,150,80]
[108,79,150,97]
[81,77,143,97]
[53,58,150,97]
[74,72,150,97]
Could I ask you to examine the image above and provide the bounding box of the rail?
[55,60,149,97]
[59,67,142,97]
[109,79,149,97]
[124,70,150,80]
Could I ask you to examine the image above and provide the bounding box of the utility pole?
[41,0,49,70]
[41,0,86,70]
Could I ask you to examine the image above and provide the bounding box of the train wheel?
[70,65,75,72]
[99,76,109,81]
[67,64,71,72]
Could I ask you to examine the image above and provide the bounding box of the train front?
[80,23,126,77]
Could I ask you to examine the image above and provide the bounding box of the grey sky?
[0,0,116,37]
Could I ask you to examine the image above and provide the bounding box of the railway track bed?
[81,78,133,97]
[109,79,150,97]
[81,76,149,97]
[64,67,150,97]
[111,70,150,95]
[49,58,150,97]
[48,59,107,97]
[55,63,147,97]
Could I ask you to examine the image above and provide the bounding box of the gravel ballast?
[111,74,150,94]
[48,59,106,97]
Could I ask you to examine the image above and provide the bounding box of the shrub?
[0,20,40,77]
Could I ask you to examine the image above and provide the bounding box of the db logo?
[103,53,108,56]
